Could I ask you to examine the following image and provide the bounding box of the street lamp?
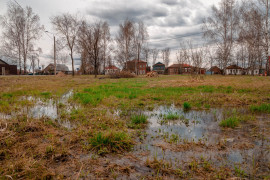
[45,31,56,76]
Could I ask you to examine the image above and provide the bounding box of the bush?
[109,71,135,79]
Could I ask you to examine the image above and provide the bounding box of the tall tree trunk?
[70,50,75,76]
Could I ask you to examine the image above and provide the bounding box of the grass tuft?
[163,112,179,120]
[131,114,148,124]
[183,102,191,111]
[89,131,133,154]
[250,104,270,113]
[219,117,239,128]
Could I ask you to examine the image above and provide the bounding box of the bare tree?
[134,21,149,74]
[1,2,43,74]
[258,0,270,75]
[143,47,150,64]
[49,39,68,64]
[78,21,103,78]
[101,21,111,74]
[115,18,135,69]
[176,42,190,65]
[151,48,159,65]
[203,0,239,74]
[162,48,171,67]
[51,13,81,76]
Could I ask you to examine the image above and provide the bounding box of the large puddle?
[132,105,270,176]
[0,90,77,129]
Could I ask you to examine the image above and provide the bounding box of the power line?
[13,0,23,9]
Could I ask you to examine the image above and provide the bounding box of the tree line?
[1,0,270,76]
[202,0,270,75]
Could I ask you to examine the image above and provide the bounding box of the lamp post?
[45,31,56,76]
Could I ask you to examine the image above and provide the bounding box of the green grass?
[163,112,179,120]
[131,114,148,124]
[219,117,239,128]
[183,102,191,111]
[89,131,133,154]
[40,92,51,99]
[250,104,270,113]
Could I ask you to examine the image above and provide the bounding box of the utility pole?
[45,31,57,76]
[32,55,35,75]
[54,35,56,75]
[267,0,270,76]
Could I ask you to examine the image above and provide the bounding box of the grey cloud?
[161,0,179,6]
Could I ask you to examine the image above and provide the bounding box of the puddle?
[131,105,270,175]
[1,90,78,129]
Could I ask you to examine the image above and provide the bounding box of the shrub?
[89,131,133,153]
[183,102,191,111]
[109,71,135,79]
[219,117,239,128]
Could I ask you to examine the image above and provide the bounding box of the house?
[0,59,17,75]
[43,63,70,75]
[246,66,265,76]
[206,66,222,75]
[225,65,244,75]
[153,62,165,74]
[125,59,147,75]
[105,65,120,75]
[167,64,192,75]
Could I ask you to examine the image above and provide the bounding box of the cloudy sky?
[0,0,220,69]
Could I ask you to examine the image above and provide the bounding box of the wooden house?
[0,59,17,75]
[167,64,192,75]
[153,62,165,74]
[206,66,222,75]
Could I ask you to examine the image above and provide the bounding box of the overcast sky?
[0,0,220,69]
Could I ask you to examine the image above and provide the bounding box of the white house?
[225,65,243,75]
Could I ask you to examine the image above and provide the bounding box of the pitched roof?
[128,59,147,63]
[226,65,243,69]
[153,62,165,67]
[45,63,69,71]
[105,65,119,70]
[0,59,8,65]
[209,66,221,71]
[168,64,192,68]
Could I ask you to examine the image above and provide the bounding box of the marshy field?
[0,75,270,179]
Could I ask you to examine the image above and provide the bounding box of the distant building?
[246,66,265,76]
[225,65,243,75]
[206,66,222,75]
[0,59,17,75]
[105,65,120,75]
[167,64,192,75]
[153,62,165,74]
[125,59,147,75]
[43,64,70,75]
